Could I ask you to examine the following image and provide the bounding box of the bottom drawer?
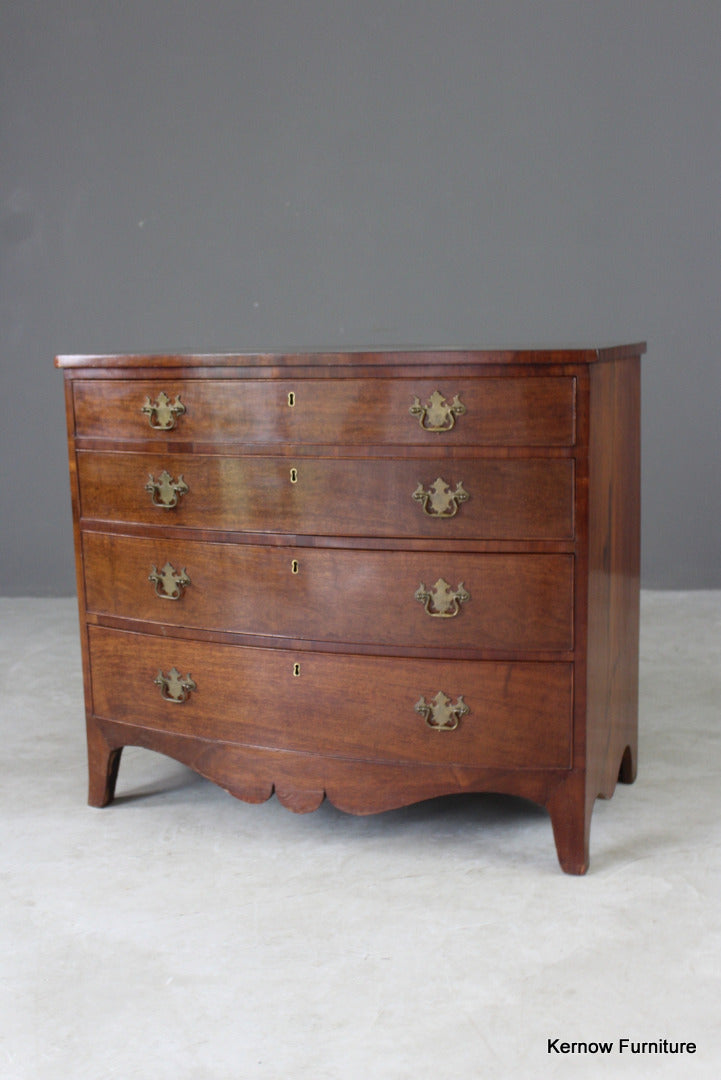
[88,627,573,770]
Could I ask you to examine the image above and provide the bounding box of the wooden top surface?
[55,344,646,369]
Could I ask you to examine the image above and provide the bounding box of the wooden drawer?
[77,451,575,540]
[73,376,576,446]
[83,531,574,651]
[88,626,573,769]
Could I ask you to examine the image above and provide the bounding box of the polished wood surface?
[586,359,641,797]
[76,451,575,540]
[82,531,574,651]
[73,375,576,446]
[56,343,646,368]
[88,626,573,769]
[57,345,646,873]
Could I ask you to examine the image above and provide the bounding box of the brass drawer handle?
[410,391,465,432]
[154,667,196,703]
[140,391,186,430]
[415,691,469,731]
[415,578,470,618]
[148,562,191,600]
[145,470,188,509]
[412,477,469,518]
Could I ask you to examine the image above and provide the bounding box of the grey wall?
[2,1,719,593]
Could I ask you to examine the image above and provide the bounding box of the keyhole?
[293,662,301,677]
[287,391,295,407]
[291,559,299,574]
[290,467,298,484]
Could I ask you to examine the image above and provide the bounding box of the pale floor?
[1,592,720,1080]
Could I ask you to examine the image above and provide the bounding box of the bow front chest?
[57,346,645,873]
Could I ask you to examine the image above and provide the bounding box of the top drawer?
[72,376,576,447]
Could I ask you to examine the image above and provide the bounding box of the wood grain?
[72,375,576,446]
[76,451,575,540]
[56,344,647,369]
[82,531,574,652]
[88,626,573,770]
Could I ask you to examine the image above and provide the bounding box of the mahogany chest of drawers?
[57,345,645,873]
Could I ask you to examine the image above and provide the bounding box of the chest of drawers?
[57,346,645,873]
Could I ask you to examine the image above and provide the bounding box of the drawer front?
[88,627,573,769]
[73,376,576,446]
[77,451,575,540]
[83,532,574,651]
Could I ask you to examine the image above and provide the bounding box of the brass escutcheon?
[140,391,186,430]
[145,470,189,509]
[412,477,469,518]
[290,467,298,484]
[291,559,300,574]
[287,391,296,407]
[415,691,469,731]
[154,667,196,703]
[148,562,191,600]
[414,578,470,618]
[409,390,466,432]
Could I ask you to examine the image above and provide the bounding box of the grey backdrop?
[1,1,719,593]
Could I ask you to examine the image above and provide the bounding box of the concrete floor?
[1,592,720,1079]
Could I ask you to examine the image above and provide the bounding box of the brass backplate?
[412,477,469,518]
[414,578,470,617]
[140,391,186,430]
[415,691,469,731]
[409,390,466,432]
